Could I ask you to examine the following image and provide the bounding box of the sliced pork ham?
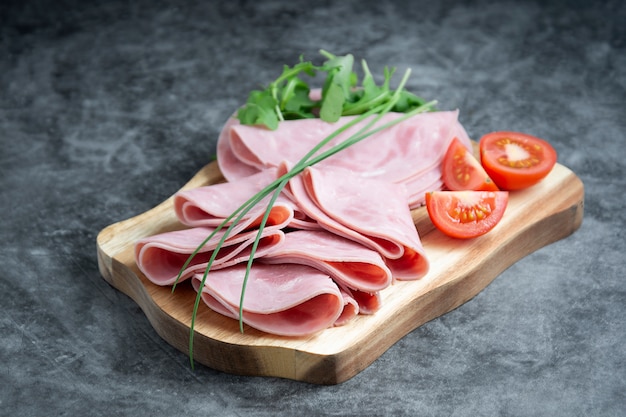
[190,263,344,336]
[217,110,471,207]
[339,285,382,315]
[283,164,429,281]
[335,287,359,326]
[261,229,392,293]
[216,115,258,180]
[174,168,319,231]
[402,165,445,207]
[135,226,285,286]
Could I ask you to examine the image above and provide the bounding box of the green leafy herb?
[235,50,434,129]
[176,52,437,368]
[236,90,281,130]
[236,57,320,128]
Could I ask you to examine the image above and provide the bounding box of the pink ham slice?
[190,263,343,336]
[403,167,445,207]
[135,226,284,286]
[174,168,319,231]
[261,229,392,294]
[339,285,382,315]
[216,110,471,208]
[216,115,258,180]
[284,164,429,281]
[335,287,359,326]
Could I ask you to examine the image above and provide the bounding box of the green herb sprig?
[236,50,432,130]
[176,51,437,368]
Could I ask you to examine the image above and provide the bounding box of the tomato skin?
[479,131,557,190]
[425,190,509,239]
[442,137,499,191]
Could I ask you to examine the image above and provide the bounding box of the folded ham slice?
[190,263,344,336]
[217,110,471,208]
[339,285,382,315]
[174,168,319,231]
[135,226,284,286]
[284,164,429,281]
[335,287,359,326]
[261,229,392,293]
[216,115,259,180]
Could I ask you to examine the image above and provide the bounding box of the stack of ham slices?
[135,110,473,337]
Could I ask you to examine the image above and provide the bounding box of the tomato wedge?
[425,190,509,239]
[442,137,499,191]
[479,131,557,190]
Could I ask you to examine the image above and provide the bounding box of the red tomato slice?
[479,131,557,190]
[425,190,509,239]
[442,137,499,191]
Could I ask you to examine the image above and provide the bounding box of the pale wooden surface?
[96,161,584,384]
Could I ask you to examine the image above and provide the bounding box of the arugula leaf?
[392,89,430,113]
[319,50,356,100]
[236,90,280,130]
[342,61,391,116]
[279,77,316,120]
[319,81,345,122]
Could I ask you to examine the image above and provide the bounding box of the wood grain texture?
[96,161,584,384]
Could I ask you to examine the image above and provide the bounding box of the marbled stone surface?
[1,0,624,415]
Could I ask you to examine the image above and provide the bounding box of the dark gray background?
[2,0,624,416]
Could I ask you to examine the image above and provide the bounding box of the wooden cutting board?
[96,160,584,385]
